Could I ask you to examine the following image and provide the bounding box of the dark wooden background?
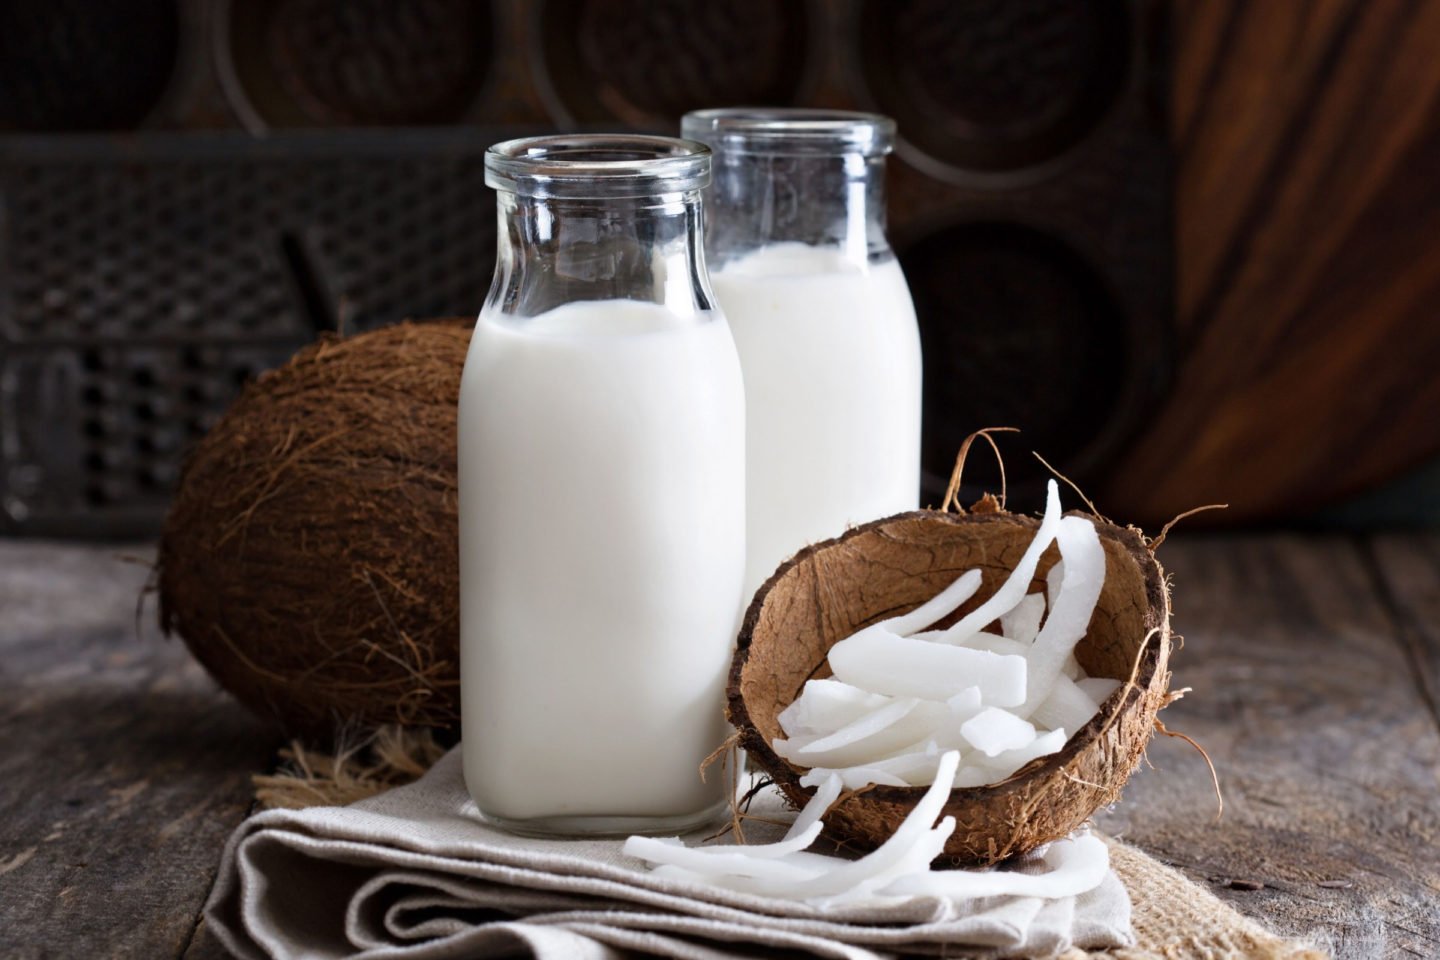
[4,0,1438,536]
[1102,0,1440,525]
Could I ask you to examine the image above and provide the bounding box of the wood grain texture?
[1095,535,1440,957]
[1103,0,1440,524]
[1366,533,1440,730]
[0,543,276,960]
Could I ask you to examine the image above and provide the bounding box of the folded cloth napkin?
[206,749,1134,960]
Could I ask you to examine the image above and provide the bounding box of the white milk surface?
[459,299,746,826]
[710,243,923,599]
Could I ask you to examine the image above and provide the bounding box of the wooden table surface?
[1,535,1437,959]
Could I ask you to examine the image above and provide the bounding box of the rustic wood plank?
[0,542,276,960]
[1365,533,1440,733]
[1096,535,1440,958]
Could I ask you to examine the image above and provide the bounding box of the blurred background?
[1,0,1436,537]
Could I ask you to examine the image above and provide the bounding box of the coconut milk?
[710,242,922,597]
[459,299,745,830]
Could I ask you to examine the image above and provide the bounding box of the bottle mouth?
[682,108,896,158]
[485,134,711,199]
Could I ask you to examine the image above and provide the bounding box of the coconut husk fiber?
[728,493,1173,867]
[158,320,470,742]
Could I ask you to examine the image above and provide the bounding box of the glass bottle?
[459,135,745,836]
[681,109,922,599]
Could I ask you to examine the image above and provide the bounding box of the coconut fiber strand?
[249,740,1324,960]
[159,320,470,740]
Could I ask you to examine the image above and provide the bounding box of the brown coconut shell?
[158,320,471,742]
[728,495,1172,866]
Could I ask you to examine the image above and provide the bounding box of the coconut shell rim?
[727,505,1170,810]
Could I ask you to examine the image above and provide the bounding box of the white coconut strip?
[876,568,983,636]
[777,679,890,740]
[800,744,944,790]
[947,686,983,716]
[808,818,958,909]
[1046,559,1065,611]
[647,859,827,889]
[622,834,824,880]
[827,627,1027,706]
[958,632,1030,658]
[1062,653,1084,680]
[1001,592,1047,644]
[638,752,962,903]
[959,707,1038,757]
[777,698,913,759]
[1017,515,1106,719]
[929,687,984,752]
[937,480,1062,644]
[953,765,1002,788]
[775,697,949,769]
[777,751,962,899]
[783,772,844,842]
[967,727,1068,780]
[1077,676,1123,703]
[802,765,909,790]
[1029,674,1102,735]
[624,778,841,865]
[878,832,1111,901]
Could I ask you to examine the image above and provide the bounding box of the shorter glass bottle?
[682,109,922,599]
[459,135,745,836]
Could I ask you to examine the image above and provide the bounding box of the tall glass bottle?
[459,135,745,836]
[681,109,922,599]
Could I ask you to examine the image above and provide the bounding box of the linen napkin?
[206,748,1134,960]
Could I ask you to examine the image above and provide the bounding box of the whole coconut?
[159,320,470,741]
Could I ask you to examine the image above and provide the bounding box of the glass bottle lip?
[485,134,711,199]
[681,108,896,158]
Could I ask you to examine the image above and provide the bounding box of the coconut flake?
[628,752,964,903]
[784,772,844,841]
[877,568,983,636]
[1077,676,1123,703]
[775,697,948,769]
[1001,592,1046,644]
[1017,515,1106,719]
[958,632,1030,658]
[778,679,890,740]
[622,834,824,880]
[878,832,1111,900]
[1029,674,1102,735]
[801,747,941,790]
[959,707,1037,757]
[967,727,1068,781]
[827,626,1027,706]
[937,480,1063,644]
[780,751,962,900]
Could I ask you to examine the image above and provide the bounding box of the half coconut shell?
[727,498,1172,866]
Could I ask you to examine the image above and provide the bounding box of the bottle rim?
[485,134,711,199]
[681,108,896,157]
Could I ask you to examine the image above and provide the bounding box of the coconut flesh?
[624,480,1150,904]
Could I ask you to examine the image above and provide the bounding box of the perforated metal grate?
[0,132,499,537]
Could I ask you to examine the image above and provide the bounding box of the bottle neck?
[705,151,890,270]
[486,190,715,319]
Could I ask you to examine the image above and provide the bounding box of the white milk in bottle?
[684,110,922,597]
[459,136,745,836]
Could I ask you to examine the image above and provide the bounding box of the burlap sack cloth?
[207,749,1325,960]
